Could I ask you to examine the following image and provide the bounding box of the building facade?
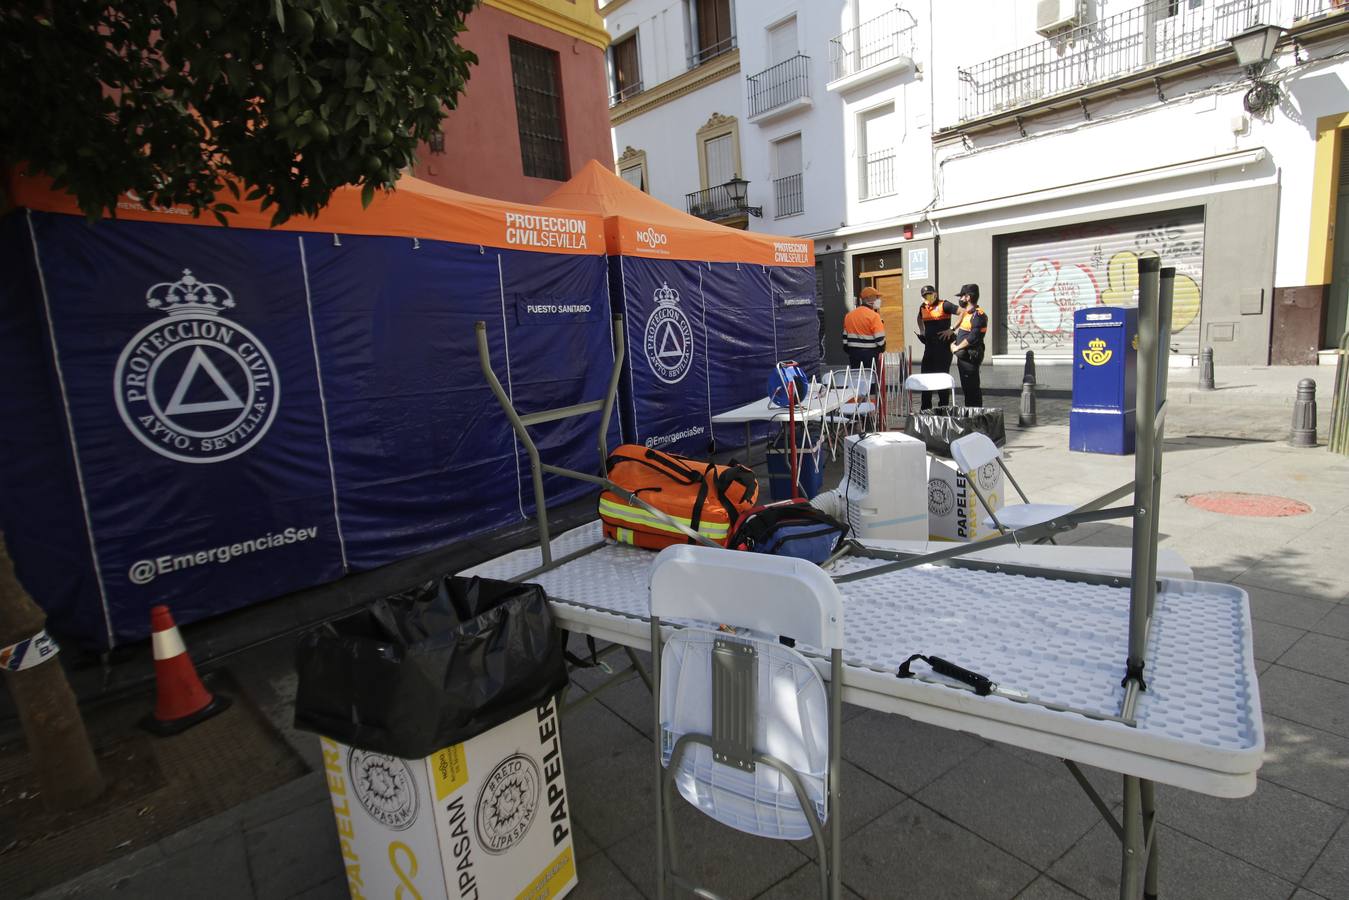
[608,0,1349,367]
[414,0,614,204]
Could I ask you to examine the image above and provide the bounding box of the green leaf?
[272,0,286,30]
[351,27,372,50]
[360,181,375,208]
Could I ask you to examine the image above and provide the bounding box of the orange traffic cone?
[142,605,229,735]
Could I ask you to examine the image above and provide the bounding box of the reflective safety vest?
[919,299,957,343]
[957,306,988,334]
[920,300,952,323]
[842,305,886,354]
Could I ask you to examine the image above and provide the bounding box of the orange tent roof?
[542,161,813,267]
[4,169,604,256]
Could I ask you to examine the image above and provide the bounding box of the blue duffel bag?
[728,500,849,566]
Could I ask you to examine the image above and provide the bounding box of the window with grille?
[620,163,646,191]
[510,37,568,181]
[610,33,641,103]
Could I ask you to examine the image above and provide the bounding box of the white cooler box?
[321,699,577,900]
[926,454,1004,542]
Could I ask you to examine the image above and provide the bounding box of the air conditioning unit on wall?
[1036,0,1080,36]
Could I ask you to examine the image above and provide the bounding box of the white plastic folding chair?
[949,432,1076,541]
[824,364,877,438]
[881,351,909,429]
[650,546,845,900]
[903,372,955,416]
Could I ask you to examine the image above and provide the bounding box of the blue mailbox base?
[1070,408,1137,455]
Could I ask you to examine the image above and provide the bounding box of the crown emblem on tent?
[146,269,236,316]
[654,282,680,305]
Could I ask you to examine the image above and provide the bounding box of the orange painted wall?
[413,4,614,204]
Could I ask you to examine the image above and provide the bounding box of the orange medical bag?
[599,445,759,551]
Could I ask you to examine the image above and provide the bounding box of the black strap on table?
[897,653,995,696]
[1121,656,1148,692]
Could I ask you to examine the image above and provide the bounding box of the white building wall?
[930,0,1349,291]
[734,1,850,237]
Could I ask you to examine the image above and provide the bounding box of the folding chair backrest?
[658,628,829,839]
[649,545,845,650]
[904,372,955,393]
[950,431,1001,475]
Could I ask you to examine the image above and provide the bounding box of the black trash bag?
[903,406,1007,457]
[293,575,569,758]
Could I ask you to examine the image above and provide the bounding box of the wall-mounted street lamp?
[723,174,763,218]
[1228,23,1284,114]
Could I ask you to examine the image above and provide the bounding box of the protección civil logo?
[114,270,279,464]
[644,282,693,384]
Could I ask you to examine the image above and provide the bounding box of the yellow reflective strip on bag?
[617,527,633,544]
[598,497,729,538]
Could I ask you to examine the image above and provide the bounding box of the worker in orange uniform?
[914,285,958,409]
[952,284,989,407]
[842,286,886,373]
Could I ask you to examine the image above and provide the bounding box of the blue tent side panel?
[304,236,617,571]
[617,257,713,456]
[772,264,822,376]
[25,214,346,648]
[0,212,104,647]
[499,246,620,513]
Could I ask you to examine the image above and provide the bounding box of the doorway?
[854,249,907,356]
[1328,139,1349,347]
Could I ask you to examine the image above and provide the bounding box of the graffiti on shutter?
[1000,208,1204,356]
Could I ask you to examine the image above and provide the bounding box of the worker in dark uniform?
[842,286,886,371]
[913,284,958,409]
[952,283,988,407]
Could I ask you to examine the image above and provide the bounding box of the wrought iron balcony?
[958,0,1272,122]
[686,183,743,221]
[747,54,812,120]
[689,34,737,69]
[860,149,895,200]
[609,81,644,108]
[1296,0,1349,19]
[773,174,803,219]
[828,7,918,86]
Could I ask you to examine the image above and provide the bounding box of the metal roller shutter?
[999,208,1205,357]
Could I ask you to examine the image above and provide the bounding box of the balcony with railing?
[747,54,813,123]
[828,7,918,94]
[689,34,738,69]
[1296,0,1349,20]
[860,149,895,200]
[686,183,744,222]
[773,174,803,219]
[609,81,644,108]
[957,0,1274,123]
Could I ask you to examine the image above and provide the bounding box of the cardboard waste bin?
[320,699,577,900]
[295,575,576,899]
[926,455,1003,542]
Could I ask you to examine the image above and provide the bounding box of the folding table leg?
[1120,775,1145,900]
[1142,779,1159,900]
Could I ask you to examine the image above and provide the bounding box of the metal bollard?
[1289,378,1318,448]
[1019,378,1038,427]
[1199,346,1215,391]
[1023,349,1036,386]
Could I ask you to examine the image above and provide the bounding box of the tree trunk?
[0,532,104,811]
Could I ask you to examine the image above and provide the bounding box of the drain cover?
[1185,492,1312,517]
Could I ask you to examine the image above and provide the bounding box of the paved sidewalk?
[17,402,1349,900]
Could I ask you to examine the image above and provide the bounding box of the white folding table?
[467,261,1260,899]
[710,384,854,458]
